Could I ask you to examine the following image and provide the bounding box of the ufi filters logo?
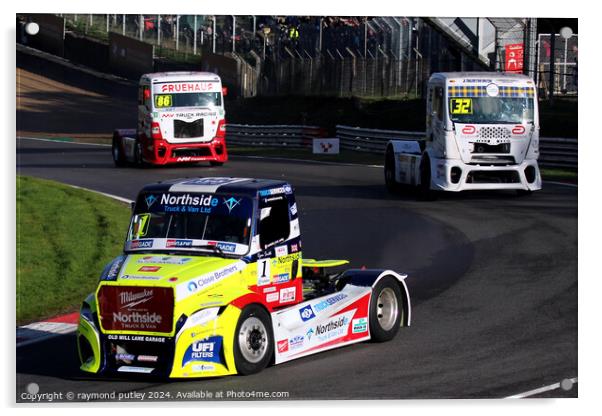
[182,336,223,367]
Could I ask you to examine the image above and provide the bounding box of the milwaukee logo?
[119,289,154,309]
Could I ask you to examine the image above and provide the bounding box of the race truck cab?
[77,177,411,378]
[112,72,228,167]
[385,72,542,194]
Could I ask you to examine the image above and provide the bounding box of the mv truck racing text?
[112,72,228,167]
[385,72,542,195]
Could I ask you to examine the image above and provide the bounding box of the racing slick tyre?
[233,304,274,375]
[418,157,436,201]
[210,161,224,167]
[112,136,126,167]
[133,141,147,168]
[369,276,403,342]
[384,147,399,193]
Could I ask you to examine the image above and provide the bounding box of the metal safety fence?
[225,124,577,169]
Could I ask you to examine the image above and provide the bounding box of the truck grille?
[97,286,174,333]
[478,126,511,140]
[466,170,520,184]
[171,147,213,158]
[174,119,204,138]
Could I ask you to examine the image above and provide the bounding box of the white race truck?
[112,71,228,167]
[385,72,542,195]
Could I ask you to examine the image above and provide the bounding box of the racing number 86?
[155,94,172,108]
[449,98,473,114]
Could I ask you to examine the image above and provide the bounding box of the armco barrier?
[227,124,324,149]
[335,125,577,169]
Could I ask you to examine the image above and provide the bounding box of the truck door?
[137,84,152,140]
[256,189,302,307]
[429,85,445,142]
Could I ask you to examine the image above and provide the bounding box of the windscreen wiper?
[191,244,225,255]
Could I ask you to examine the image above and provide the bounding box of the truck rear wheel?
[233,304,273,375]
[369,276,403,342]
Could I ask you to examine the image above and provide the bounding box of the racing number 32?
[449,98,473,114]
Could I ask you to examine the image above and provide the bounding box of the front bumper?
[142,138,228,165]
[77,304,241,378]
[430,157,542,192]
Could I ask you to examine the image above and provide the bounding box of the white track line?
[505,377,578,398]
[17,323,79,348]
[66,184,133,204]
[17,136,578,186]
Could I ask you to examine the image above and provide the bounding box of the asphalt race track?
[15,51,578,401]
[16,138,578,400]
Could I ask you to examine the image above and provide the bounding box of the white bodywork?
[388,72,542,192]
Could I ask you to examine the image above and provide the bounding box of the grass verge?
[16,176,131,325]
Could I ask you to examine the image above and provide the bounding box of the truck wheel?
[233,304,273,375]
[112,137,126,167]
[133,141,146,168]
[384,147,398,193]
[369,276,403,342]
[418,157,436,201]
[210,161,224,167]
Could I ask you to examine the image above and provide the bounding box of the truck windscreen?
[126,192,252,254]
[154,92,222,109]
[448,96,534,124]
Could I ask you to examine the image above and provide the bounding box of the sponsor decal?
[120,275,162,281]
[275,245,288,257]
[160,82,216,93]
[181,178,238,186]
[104,256,125,281]
[118,366,154,374]
[277,339,289,353]
[284,185,293,194]
[166,239,193,248]
[192,364,215,372]
[313,315,350,342]
[263,287,277,293]
[115,353,136,362]
[145,194,158,208]
[159,193,218,214]
[98,286,173,332]
[276,253,301,265]
[289,335,304,350]
[290,203,298,216]
[138,256,193,265]
[216,242,237,253]
[266,292,279,302]
[107,334,167,343]
[139,266,161,272]
[223,197,241,213]
[186,263,243,295]
[313,293,348,313]
[299,305,316,322]
[182,336,223,367]
[279,287,296,303]
[290,243,299,253]
[352,317,368,334]
[273,273,290,284]
[258,187,287,197]
[137,355,159,363]
[257,259,271,286]
[130,239,153,249]
[306,327,315,341]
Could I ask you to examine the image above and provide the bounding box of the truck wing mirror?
[222,87,228,96]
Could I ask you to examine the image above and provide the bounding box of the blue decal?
[188,281,198,292]
[182,336,223,367]
[216,242,237,253]
[299,305,315,322]
[223,197,241,213]
[145,194,158,208]
[306,327,314,340]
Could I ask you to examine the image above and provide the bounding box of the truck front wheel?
[418,157,436,200]
[369,276,403,342]
[233,304,273,375]
[112,136,126,167]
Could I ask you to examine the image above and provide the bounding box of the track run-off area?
[15,49,577,400]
